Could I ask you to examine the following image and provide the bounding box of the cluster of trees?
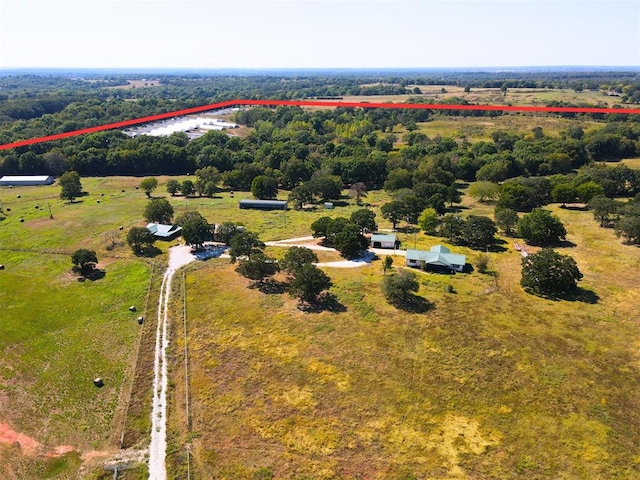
[589,194,640,244]
[310,210,374,258]
[231,233,332,305]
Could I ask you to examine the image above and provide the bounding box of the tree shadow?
[389,294,434,313]
[558,287,600,304]
[298,293,347,313]
[250,278,288,294]
[556,240,577,248]
[80,268,105,281]
[526,286,600,304]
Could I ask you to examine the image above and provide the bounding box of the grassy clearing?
[342,86,622,107]
[618,157,640,170]
[169,189,640,478]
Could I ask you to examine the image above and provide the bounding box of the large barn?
[0,175,55,186]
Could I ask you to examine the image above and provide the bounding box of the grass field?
[165,189,640,478]
[340,85,623,108]
[2,167,640,479]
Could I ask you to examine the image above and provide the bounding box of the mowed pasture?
[168,191,640,478]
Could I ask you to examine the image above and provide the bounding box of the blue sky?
[0,0,638,69]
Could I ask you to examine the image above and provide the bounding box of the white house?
[370,233,397,249]
[405,245,466,272]
[0,175,54,186]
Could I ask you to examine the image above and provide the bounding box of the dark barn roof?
[239,199,288,210]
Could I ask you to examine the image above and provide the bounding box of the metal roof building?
[0,175,54,186]
[405,245,466,272]
[146,223,182,239]
[370,233,398,249]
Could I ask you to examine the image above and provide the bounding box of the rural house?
[370,233,398,249]
[405,245,466,272]
[146,223,182,240]
[0,175,55,186]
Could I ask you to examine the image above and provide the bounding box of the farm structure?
[0,175,54,186]
[405,245,466,272]
[239,199,288,210]
[146,223,182,240]
[370,233,398,249]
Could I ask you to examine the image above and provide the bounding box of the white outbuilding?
[0,175,55,186]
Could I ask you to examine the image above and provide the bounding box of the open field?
[339,85,623,108]
[618,157,640,170]
[2,172,640,478]
[165,188,640,478]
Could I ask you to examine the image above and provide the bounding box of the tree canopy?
[71,248,97,275]
[140,177,158,198]
[126,226,156,254]
[144,198,174,224]
[59,170,82,202]
[520,248,583,296]
[517,208,567,245]
[288,264,332,304]
[176,210,210,249]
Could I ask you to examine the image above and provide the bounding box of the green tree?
[251,175,279,199]
[468,181,500,202]
[181,179,195,197]
[520,248,583,296]
[439,214,465,244]
[381,201,404,229]
[216,221,244,244]
[332,222,369,258]
[494,207,519,235]
[311,216,334,239]
[517,208,567,245]
[144,198,174,224]
[236,253,280,283]
[229,231,265,262]
[418,207,439,235]
[576,181,605,203]
[71,248,97,276]
[308,175,342,201]
[551,183,577,206]
[288,184,314,209]
[280,246,318,276]
[615,215,640,244]
[140,177,158,198]
[382,269,419,305]
[350,208,377,234]
[126,226,156,254]
[588,195,620,227]
[288,264,332,304]
[59,170,82,202]
[383,255,393,275]
[166,179,180,196]
[176,211,210,249]
[462,215,497,249]
[195,166,221,192]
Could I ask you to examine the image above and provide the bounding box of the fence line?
[119,262,156,449]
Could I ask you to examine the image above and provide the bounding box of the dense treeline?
[2,106,639,199]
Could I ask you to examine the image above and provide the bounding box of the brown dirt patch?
[0,422,42,456]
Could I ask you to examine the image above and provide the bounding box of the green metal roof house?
[405,245,466,272]
[370,233,398,249]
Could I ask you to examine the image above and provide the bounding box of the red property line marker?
[1,99,639,151]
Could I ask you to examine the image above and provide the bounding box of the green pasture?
[170,189,640,479]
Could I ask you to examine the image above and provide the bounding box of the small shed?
[146,223,182,240]
[405,245,466,272]
[371,233,397,249]
[324,202,334,209]
[0,175,54,186]
[239,199,288,210]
